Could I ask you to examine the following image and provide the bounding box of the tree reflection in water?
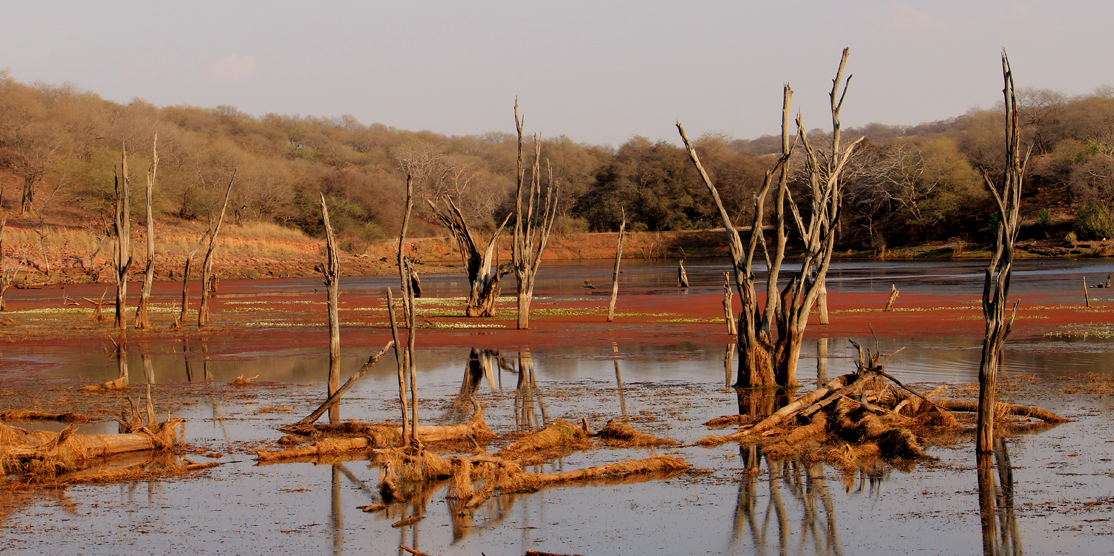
[514,349,548,431]
[731,447,846,556]
[978,439,1023,556]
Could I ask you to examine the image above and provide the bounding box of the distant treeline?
[3,71,1113,252]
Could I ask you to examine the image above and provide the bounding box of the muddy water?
[3,259,1114,555]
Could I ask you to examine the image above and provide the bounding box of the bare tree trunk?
[135,134,158,330]
[679,85,793,389]
[319,194,341,423]
[776,48,863,387]
[978,52,1028,455]
[427,198,511,317]
[607,215,626,322]
[817,283,829,324]
[511,100,559,330]
[387,288,410,444]
[174,234,207,329]
[884,284,900,311]
[722,273,737,335]
[198,173,235,328]
[113,145,132,332]
[397,176,415,323]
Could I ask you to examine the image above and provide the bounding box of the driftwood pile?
[261,407,688,516]
[699,342,1069,476]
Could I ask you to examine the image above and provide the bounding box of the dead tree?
[722,273,737,335]
[511,100,560,330]
[427,197,511,317]
[977,52,1028,454]
[679,89,791,389]
[396,176,416,323]
[112,145,132,332]
[0,219,22,311]
[884,284,899,311]
[318,194,341,423]
[198,172,235,328]
[134,133,158,330]
[173,233,207,329]
[777,50,864,386]
[679,48,861,388]
[607,212,626,323]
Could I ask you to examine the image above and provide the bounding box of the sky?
[1,1,1111,148]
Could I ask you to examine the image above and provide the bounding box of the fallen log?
[698,374,853,446]
[256,437,371,464]
[499,455,689,494]
[938,400,1070,423]
[1,419,184,477]
[280,400,495,442]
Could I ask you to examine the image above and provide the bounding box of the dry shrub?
[597,418,679,447]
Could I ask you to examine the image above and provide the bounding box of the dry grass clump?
[0,410,93,423]
[78,376,127,392]
[495,418,589,461]
[497,455,689,494]
[229,374,259,387]
[597,418,679,447]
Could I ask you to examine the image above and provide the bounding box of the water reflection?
[613,342,628,417]
[514,349,548,431]
[732,450,845,556]
[978,439,1023,556]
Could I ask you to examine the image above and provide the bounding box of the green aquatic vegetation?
[13,307,92,315]
[419,322,507,330]
[660,317,720,323]
[1045,323,1114,338]
[530,307,604,317]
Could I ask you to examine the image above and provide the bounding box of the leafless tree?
[977,52,1029,454]
[512,100,560,330]
[428,196,512,317]
[198,172,235,328]
[113,145,132,331]
[318,194,341,423]
[679,48,861,388]
[135,133,159,329]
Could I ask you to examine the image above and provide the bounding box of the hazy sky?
[1,1,1111,147]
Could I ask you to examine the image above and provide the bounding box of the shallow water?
[3,259,1114,555]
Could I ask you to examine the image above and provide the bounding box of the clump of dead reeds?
[495,418,588,461]
[597,418,679,447]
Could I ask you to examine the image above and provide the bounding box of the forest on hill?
[3,70,1114,255]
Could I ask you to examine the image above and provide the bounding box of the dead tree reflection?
[331,464,343,556]
[731,451,845,556]
[450,349,500,422]
[978,439,1023,556]
[725,343,737,387]
[613,342,628,417]
[141,352,155,385]
[816,338,829,383]
[514,349,548,431]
